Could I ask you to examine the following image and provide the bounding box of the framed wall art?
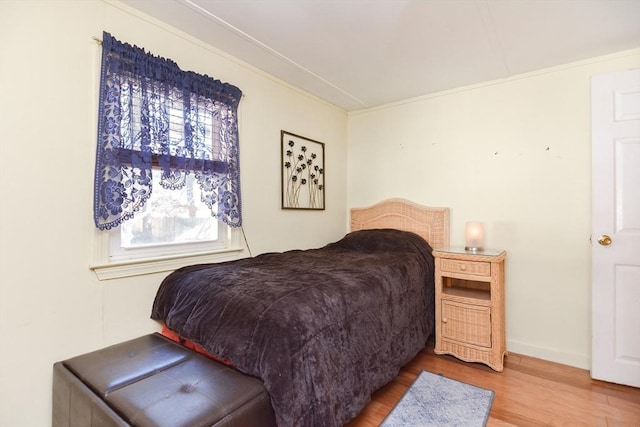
[281,130,325,210]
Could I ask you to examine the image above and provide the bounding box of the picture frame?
[281,130,325,210]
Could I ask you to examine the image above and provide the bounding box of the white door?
[591,68,640,387]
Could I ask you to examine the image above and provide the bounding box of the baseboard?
[507,340,590,370]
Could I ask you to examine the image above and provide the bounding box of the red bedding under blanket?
[151,229,435,427]
[161,324,234,367]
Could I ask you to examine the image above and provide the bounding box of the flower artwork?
[281,131,325,210]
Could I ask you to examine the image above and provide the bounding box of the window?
[108,169,225,262]
[91,32,244,279]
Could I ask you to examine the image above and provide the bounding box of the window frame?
[91,32,246,279]
[90,224,244,280]
[90,150,244,281]
[92,151,244,281]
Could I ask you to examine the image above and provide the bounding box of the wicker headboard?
[350,198,450,249]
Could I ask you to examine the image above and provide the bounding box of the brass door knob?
[597,235,612,246]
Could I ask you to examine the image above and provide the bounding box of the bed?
[151,198,450,427]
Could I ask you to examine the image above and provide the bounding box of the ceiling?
[121,0,640,111]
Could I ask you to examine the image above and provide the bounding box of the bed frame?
[351,198,450,249]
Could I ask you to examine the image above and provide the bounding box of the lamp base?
[465,246,484,252]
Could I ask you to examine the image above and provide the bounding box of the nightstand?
[432,247,507,371]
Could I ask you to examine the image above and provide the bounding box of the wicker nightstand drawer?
[441,259,490,276]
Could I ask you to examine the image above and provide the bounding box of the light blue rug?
[380,370,495,427]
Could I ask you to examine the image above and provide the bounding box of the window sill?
[90,247,245,280]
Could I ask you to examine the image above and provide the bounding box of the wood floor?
[346,341,640,426]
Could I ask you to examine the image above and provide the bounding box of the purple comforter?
[151,229,435,427]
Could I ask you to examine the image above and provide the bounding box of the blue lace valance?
[93,31,243,230]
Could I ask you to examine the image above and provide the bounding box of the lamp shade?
[465,222,484,252]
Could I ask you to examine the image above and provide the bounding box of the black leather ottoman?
[52,333,276,427]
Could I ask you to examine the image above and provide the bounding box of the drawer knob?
[442,318,448,324]
[459,265,467,271]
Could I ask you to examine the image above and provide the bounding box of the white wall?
[348,50,640,369]
[0,2,347,426]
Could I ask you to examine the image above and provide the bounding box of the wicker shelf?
[442,286,491,303]
[433,247,507,372]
